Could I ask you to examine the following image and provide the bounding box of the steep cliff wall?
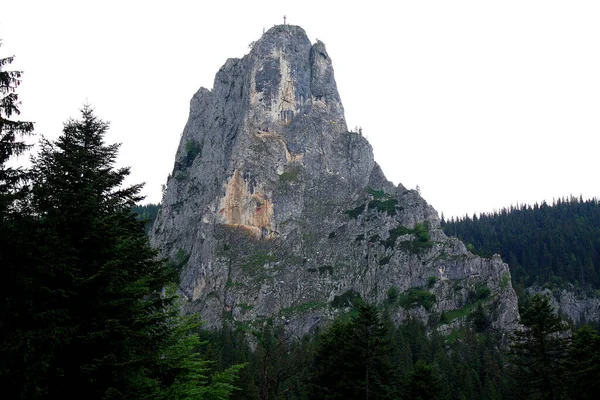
[529,285,600,325]
[150,25,520,337]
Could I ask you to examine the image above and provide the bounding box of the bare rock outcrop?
[150,25,520,337]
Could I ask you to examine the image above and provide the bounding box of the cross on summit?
[283,15,286,25]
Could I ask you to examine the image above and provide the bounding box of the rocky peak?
[150,26,520,338]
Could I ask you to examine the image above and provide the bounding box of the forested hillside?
[132,202,161,232]
[197,297,600,400]
[441,197,600,294]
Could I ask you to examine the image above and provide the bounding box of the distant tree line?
[442,198,600,295]
[132,202,161,233]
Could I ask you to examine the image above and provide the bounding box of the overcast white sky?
[1,0,599,218]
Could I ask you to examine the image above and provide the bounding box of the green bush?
[500,273,511,289]
[368,198,399,216]
[399,288,437,310]
[387,286,399,302]
[279,170,298,182]
[366,188,385,199]
[182,139,202,168]
[345,204,366,219]
[318,265,334,275]
[474,285,491,300]
[331,289,362,308]
[427,276,437,288]
[166,249,190,273]
[383,222,432,250]
[379,256,391,266]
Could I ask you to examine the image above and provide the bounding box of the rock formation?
[150,25,520,337]
[529,285,600,326]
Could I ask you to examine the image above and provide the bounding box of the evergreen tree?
[509,294,569,399]
[14,105,242,398]
[0,39,34,198]
[0,39,37,398]
[406,360,445,400]
[311,303,395,399]
[564,325,600,399]
[442,198,600,291]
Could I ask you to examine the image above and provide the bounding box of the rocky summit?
[150,25,519,337]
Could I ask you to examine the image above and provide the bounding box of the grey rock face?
[150,25,520,337]
[528,285,600,325]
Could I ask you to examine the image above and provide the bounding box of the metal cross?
[283,15,287,25]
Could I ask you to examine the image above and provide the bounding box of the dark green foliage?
[318,265,333,275]
[414,222,431,242]
[131,202,161,233]
[400,239,434,253]
[468,302,491,333]
[383,225,414,248]
[369,233,380,243]
[368,197,399,216]
[383,222,432,251]
[398,287,437,310]
[331,289,362,308]
[0,40,34,195]
[279,170,298,182]
[564,325,600,399]
[442,197,600,291]
[311,304,396,399]
[200,321,312,400]
[198,305,514,400]
[241,252,277,271]
[278,164,302,185]
[509,294,569,399]
[1,42,37,397]
[365,187,399,216]
[473,284,492,301]
[344,203,365,218]
[387,286,400,302]
[427,276,437,288]
[280,301,326,316]
[379,255,391,265]
[406,360,445,400]
[166,248,191,274]
[366,188,386,199]
[183,139,202,167]
[345,188,400,219]
[2,106,243,399]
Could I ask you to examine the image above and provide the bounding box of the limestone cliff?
[529,285,600,326]
[150,25,520,337]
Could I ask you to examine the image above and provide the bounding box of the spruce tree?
[564,325,600,399]
[0,39,37,398]
[311,303,395,399]
[508,294,569,399]
[23,105,241,399]
[0,39,34,197]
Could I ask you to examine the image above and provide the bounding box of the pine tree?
[20,105,241,398]
[508,294,569,399]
